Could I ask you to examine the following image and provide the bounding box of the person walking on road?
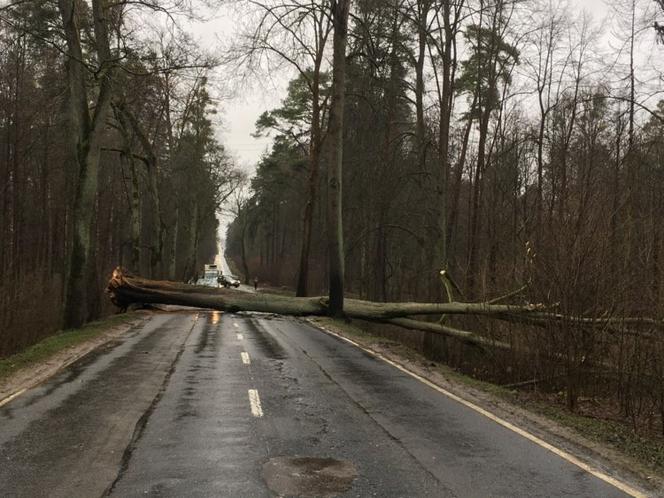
[253,277,258,291]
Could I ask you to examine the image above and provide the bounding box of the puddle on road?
[262,456,357,497]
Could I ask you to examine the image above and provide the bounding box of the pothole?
[262,456,357,497]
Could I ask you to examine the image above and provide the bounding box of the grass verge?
[527,401,664,472]
[0,313,139,383]
[311,316,664,481]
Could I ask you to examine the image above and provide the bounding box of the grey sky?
[195,0,615,170]
[196,0,633,252]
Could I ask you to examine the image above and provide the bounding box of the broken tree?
[107,268,664,350]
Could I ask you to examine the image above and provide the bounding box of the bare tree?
[457,0,519,297]
[222,178,252,284]
[230,0,333,297]
[522,0,567,245]
[429,0,466,278]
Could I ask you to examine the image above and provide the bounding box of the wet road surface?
[0,312,638,497]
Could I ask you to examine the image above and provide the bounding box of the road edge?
[0,313,150,408]
[306,317,654,498]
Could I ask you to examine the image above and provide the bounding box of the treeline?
[227,0,664,434]
[0,0,240,355]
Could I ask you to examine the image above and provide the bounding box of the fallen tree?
[107,268,664,349]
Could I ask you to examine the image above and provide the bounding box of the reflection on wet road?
[0,312,640,497]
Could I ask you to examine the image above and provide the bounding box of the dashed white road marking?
[0,388,26,408]
[248,389,263,417]
[316,326,646,498]
[233,322,239,328]
[236,333,243,340]
[241,352,251,365]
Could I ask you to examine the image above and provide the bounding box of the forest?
[0,0,243,354]
[222,0,664,437]
[4,0,664,447]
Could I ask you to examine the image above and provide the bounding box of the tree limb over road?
[107,268,664,350]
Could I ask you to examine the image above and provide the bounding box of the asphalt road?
[0,312,641,497]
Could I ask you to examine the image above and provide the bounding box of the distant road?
[218,249,233,275]
[0,311,642,497]
[217,251,255,293]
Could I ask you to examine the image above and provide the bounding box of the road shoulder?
[308,316,662,496]
[0,311,149,405]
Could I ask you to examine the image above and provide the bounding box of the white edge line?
[248,389,263,417]
[241,352,251,365]
[315,324,646,498]
[0,387,27,408]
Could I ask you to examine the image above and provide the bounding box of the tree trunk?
[58,0,114,327]
[326,0,351,317]
[241,214,250,285]
[129,159,141,273]
[447,99,475,255]
[118,103,164,278]
[296,65,324,297]
[187,203,199,282]
[414,0,429,176]
[108,269,664,344]
[467,107,491,298]
[435,0,455,274]
[535,106,546,245]
[170,205,179,280]
[114,104,142,274]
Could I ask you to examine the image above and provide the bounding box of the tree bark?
[414,0,429,177]
[434,0,457,274]
[467,105,491,297]
[186,202,199,282]
[58,0,115,327]
[170,205,179,280]
[326,0,351,317]
[108,269,664,346]
[116,103,164,278]
[129,158,142,273]
[447,98,475,255]
[296,63,324,297]
[240,213,250,285]
[108,268,541,319]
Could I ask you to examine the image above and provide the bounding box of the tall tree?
[326,0,351,316]
[232,0,333,297]
[524,0,566,245]
[456,2,519,297]
[429,0,465,278]
[57,0,116,326]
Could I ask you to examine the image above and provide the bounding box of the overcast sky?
[198,0,613,171]
[195,0,627,253]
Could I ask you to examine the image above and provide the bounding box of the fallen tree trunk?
[108,268,549,318]
[382,318,511,350]
[106,268,521,348]
[107,268,663,349]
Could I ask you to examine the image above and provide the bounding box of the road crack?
[101,314,200,497]
[298,347,457,498]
